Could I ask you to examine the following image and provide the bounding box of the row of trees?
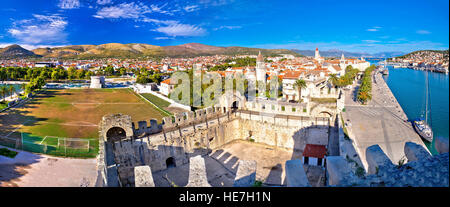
[0,84,24,101]
[135,68,163,84]
[0,66,136,82]
[357,65,376,104]
[327,66,360,88]
[209,57,258,71]
[24,76,46,95]
[0,66,94,81]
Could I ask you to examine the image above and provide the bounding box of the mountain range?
[0,43,300,59]
[291,49,406,58]
[0,44,39,59]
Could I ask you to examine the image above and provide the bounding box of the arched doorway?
[231,101,239,112]
[317,112,333,127]
[106,127,127,142]
[166,157,176,168]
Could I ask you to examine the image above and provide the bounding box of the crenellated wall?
[326,141,449,187]
[97,99,338,187]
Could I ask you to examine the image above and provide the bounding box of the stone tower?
[314,48,320,60]
[340,53,346,70]
[256,51,266,82]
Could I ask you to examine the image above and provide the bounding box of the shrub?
[0,148,18,158]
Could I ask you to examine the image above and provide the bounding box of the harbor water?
[381,66,449,154]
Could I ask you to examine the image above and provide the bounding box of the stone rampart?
[326,142,449,187]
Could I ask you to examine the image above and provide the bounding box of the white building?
[255,51,266,82]
[160,78,176,96]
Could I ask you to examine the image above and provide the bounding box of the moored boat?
[413,118,433,142]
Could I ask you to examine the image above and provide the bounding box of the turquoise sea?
[381,66,449,154]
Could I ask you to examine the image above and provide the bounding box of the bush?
[0,148,18,158]
[357,65,375,104]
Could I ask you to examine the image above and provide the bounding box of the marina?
[382,66,449,154]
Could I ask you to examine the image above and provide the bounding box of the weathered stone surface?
[435,137,449,154]
[186,155,211,187]
[233,160,257,187]
[404,142,431,162]
[326,156,354,186]
[285,159,310,187]
[134,166,155,187]
[366,145,394,174]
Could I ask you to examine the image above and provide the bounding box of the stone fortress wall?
[97,94,338,187]
[96,92,448,187]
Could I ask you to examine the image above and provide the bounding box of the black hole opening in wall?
[166,157,176,168]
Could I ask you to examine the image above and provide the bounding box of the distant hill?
[32,43,164,59]
[394,49,449,59]
[16,43,299,59]
[291,49,405,58]
[0,44,39,59]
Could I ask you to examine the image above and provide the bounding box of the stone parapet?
[186,155,212,187]
[285,159,310,187]
[134,166,155,187]
[404,142,431,162]
[233,160,257,187]
[435,136,449,154]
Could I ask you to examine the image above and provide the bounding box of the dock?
[342,71,427,170]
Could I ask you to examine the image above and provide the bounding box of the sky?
[0,0,448,53]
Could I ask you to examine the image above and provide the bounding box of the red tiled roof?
[302,144,327,158]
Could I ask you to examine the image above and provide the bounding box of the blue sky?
[0,0,448,53]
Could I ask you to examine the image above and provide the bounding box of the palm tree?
[8,85,15,98]
[0,86,7,101]
[294,79,306,102]
[328,74,339,88]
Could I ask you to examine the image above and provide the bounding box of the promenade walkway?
[342,70,426,170]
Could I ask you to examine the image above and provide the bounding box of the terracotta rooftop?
[302,144,327,158]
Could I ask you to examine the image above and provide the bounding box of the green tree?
[0,86,7,101]
[294,79,307,102]
[8,85,15,98]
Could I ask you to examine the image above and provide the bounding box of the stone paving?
[342,70,426,170]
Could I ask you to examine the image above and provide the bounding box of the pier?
[342,70,427,170]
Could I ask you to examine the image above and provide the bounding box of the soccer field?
[0,88,166,157]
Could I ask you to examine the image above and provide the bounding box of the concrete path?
[342,71,426,170]
[0,147,97,187]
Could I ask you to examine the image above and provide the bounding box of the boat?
[381,59,389,75]
[413,119,433,142]
[413,70,433,142]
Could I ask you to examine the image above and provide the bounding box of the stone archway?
[106,127,127,142]
[218,91,246,109]
[231,101,239,112]
[99,114,134,142]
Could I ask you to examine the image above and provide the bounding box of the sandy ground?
[152,140,325,187]
[0,147,98,187]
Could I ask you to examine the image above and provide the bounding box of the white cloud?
[142,18,179,25]
[367,26,382,32]
[154,23,206,37]
[0,43,68,50]
[362,40,381,43]
[8,14,68,44]
[250,40,447,53]
[93,2,151,19]
[184,5,199,12]
[58,0,80,9]
[97,0,113,5]
[93,2,175,19]
[416,30,431,34]
[154,37,172,40]
[213,25,242,31]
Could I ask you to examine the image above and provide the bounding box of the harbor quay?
[342,70,426,170]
